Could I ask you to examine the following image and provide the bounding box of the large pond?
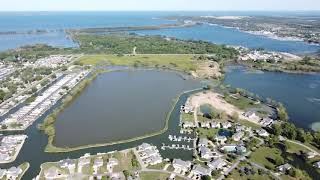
[224,66,320,131]
[54,69,203,147]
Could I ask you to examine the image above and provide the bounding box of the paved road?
[285,139,319,154]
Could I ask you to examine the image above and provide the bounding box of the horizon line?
[1,10,320,12]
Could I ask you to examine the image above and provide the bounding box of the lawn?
[285,141,310,154]
[140,172,184,180]
[197,115,211,122]
[140,172,170,180]
[249,147,283,170]
[181,113,194,123]
[196,128,219,138]
[113,150,141,172]
[224,95,260,110]
[79,54,197,72]
[228,161,274,180]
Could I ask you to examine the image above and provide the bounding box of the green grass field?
[79,54,197,72]
[181,113,194,122]
[249,147,283,170]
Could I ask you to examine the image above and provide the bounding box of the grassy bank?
[18,162,30,180]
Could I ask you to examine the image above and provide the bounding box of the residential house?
[191,164,211,176]
[211,122,220,128]
[236,145,247,154]
[172,159,192,172]
[183,122,195,129]
[148,155,163,165]
[59,158,76,174]
[313,161,320,169]
[137,143,153,152]
[260,117,274,126]
[93,158,104,170]
[277,163,292,173]
[243,111,259,119]
[207,158,227,170]
[44,167,62,180]
[6,167,22,179]
[198,138,209,147]
[235,125,245,132]
[221,122,232,129]
[199,147,214,159]
[214,136,227,145]
[256,129,269,137]
[232,131,245,142]
[200,121,211,128]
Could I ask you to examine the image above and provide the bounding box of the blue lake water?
[224,66,320,131]
[0,11,319,53]
[138,24,320,54]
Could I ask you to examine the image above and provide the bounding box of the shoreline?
[45,83,203,153]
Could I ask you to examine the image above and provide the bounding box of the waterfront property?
[0,162,29,180]
[36,148,141,180]
[0,70,89,131]
[0,135,27,164]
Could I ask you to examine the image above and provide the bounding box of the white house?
[277,163,292,173]
[256,129,269,137]
[198,138,209,147]
[44,167,61,180]
[221,122,232,129]
[232,131,245,142]
[313,161,320,169]
[214,136,227,145]
[211,122,220,128]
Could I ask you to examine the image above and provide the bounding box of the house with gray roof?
[172,159,192,172]
[277,163,292,173]
[191,164,211,176]
[207,158,227,170]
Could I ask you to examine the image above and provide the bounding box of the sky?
[1,0,320,11]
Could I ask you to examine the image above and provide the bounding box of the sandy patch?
[185,91,260,125]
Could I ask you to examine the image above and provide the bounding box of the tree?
[281,122,297,140]
[277,103,289,121]
[0,89,6,101]
[297,128,307,143]
[271,123,282,136]
[231,112,239,122]
[201,175,211,180]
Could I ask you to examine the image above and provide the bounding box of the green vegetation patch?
[79,54,197,72]
[181,113,194,122]
[249,147,284,170]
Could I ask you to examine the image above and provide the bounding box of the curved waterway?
[224,66,320,131]
[0,69,204,179]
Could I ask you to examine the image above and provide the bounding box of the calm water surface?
[224,66,320,130]
[54,69,203,147]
